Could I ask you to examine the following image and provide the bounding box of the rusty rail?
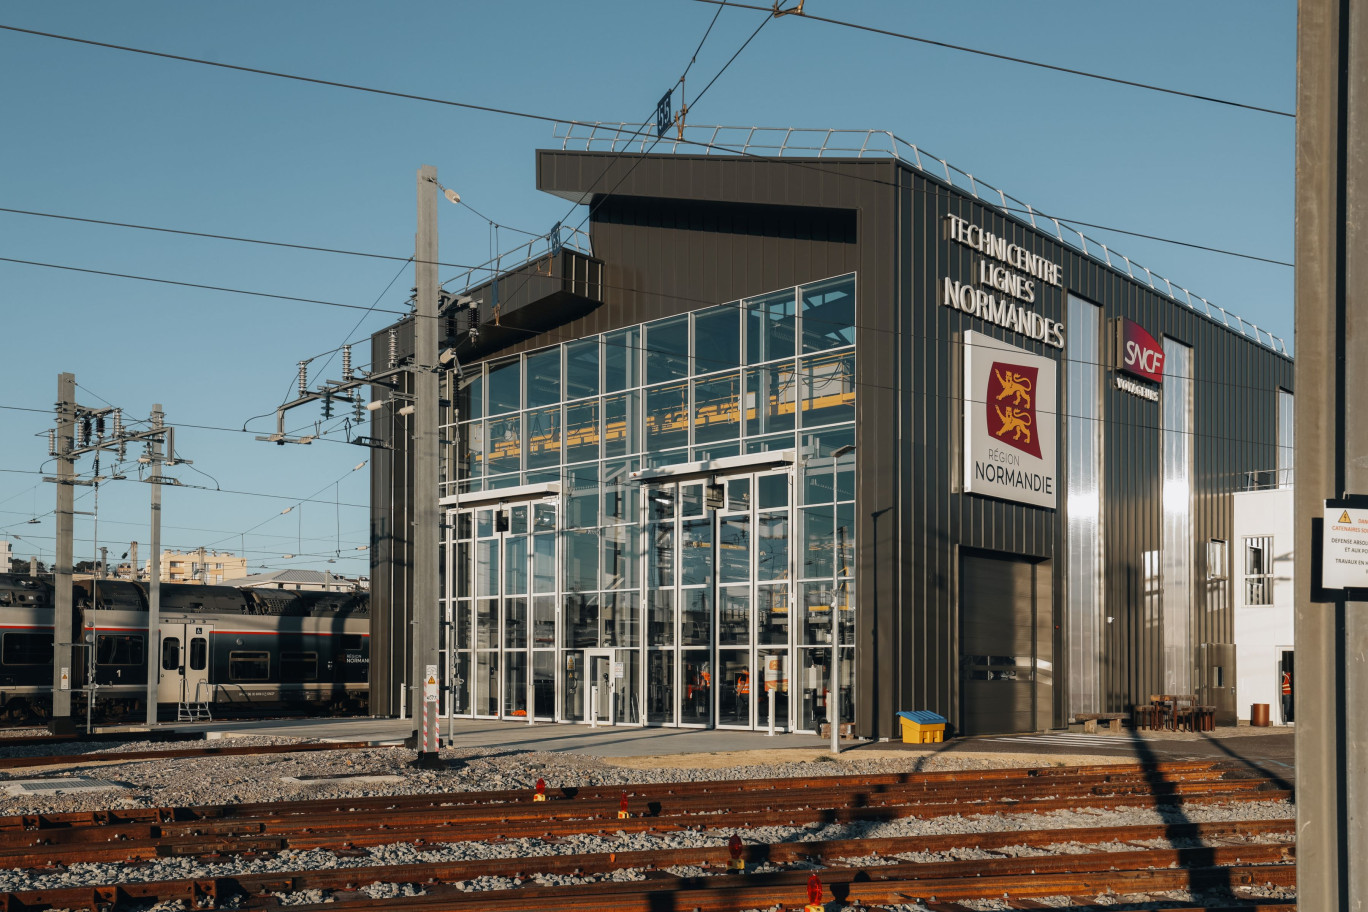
[0,819,1295,912]
[0,740,372,771]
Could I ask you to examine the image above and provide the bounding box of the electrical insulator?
[297,361,308,397]
[388,329,398,369]
[113,408,123,437]
[80,417,91,446]
[118,441,126,461]
[322,395,334,419]
[47,430,56,457]
[342,345,353,382]
[354,397,364,422]
[96,415,105,437]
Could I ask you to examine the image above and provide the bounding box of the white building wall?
[1232,487,1295,723]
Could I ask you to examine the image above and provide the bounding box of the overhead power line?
[0,24,580,125]
[0,206,477,269]
[0,255,413,316]
[686,0,1294,118]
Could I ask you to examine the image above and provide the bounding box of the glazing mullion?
[673,483,683,727]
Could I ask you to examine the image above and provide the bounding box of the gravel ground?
[0,735,1296,910]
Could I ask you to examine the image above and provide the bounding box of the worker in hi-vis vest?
[1281,669,1293,724]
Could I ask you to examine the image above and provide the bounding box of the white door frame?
[584,647,616,725]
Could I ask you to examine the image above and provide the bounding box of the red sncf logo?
[1119,318,1164,383]
[987,361,1042,459]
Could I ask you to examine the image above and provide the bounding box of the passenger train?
[0,573,369,722]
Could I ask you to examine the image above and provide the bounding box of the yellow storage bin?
[898,710,947,744]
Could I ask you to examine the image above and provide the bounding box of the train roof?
[0,573,368,617]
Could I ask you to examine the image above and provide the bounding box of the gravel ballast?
[0,734,1295,910]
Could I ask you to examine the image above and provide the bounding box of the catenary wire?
[0,162,1292,280]
[0,256,414,316]
[0,24,590,126]
[0,13,1292,124]
[0,22,1292,276]
[529,6,765,275]
[295,256,415,408]
[685,0,1295,118]
[0,206,479,270]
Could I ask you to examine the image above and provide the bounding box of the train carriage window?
[189,638,207,671]
[162,637,181,671]
[280,652,318,682]
[96,634,144,666]
[340,634,364,651]
[2,632,54,665]
[229,651,270,681]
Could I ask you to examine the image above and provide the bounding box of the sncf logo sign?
[1117,317,1164,383]
[987,362,1042,459]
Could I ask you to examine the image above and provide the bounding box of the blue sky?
[0,1,1296,574]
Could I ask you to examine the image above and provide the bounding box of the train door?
[156,624,184,705]
[184,624,212,704]
[156,623,212,705]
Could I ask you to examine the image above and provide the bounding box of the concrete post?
[144,406,163,727]
[413,166,442,764]
[1295,0,1368,905]
[50,373,76,735]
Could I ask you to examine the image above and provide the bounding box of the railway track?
[0,759,1294,911]
[0,739,373,771]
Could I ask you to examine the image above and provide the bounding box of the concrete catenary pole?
[144,405,164,727]
[1295,0,1368,906]
[50,372,76,735]
[413,166,442,764]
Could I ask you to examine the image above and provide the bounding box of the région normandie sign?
[963,331,1057,509]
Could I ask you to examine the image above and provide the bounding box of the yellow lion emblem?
[994,406,1033,444]
[994,369,1033,408]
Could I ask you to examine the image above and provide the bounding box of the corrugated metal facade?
[369,150,1292,739]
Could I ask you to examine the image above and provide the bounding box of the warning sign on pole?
[1322,499,1368,589]
[60,667,70,691]
[423,663,439,703]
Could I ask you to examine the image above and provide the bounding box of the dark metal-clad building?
[370,130,1293,741]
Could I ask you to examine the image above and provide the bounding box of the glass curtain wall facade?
[440,274,856,731]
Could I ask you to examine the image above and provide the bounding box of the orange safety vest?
[1282,671,1292,695]
[737,671,750,695]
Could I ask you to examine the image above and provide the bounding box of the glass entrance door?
[584,647,615,724]
[643,467,793,731]
[452,497,559,722]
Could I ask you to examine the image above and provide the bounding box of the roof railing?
[439,223,592,295]
[552,122,1288,357]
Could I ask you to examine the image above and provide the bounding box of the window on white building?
[1207,540,1228,580]
[1244,536,1273,605]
